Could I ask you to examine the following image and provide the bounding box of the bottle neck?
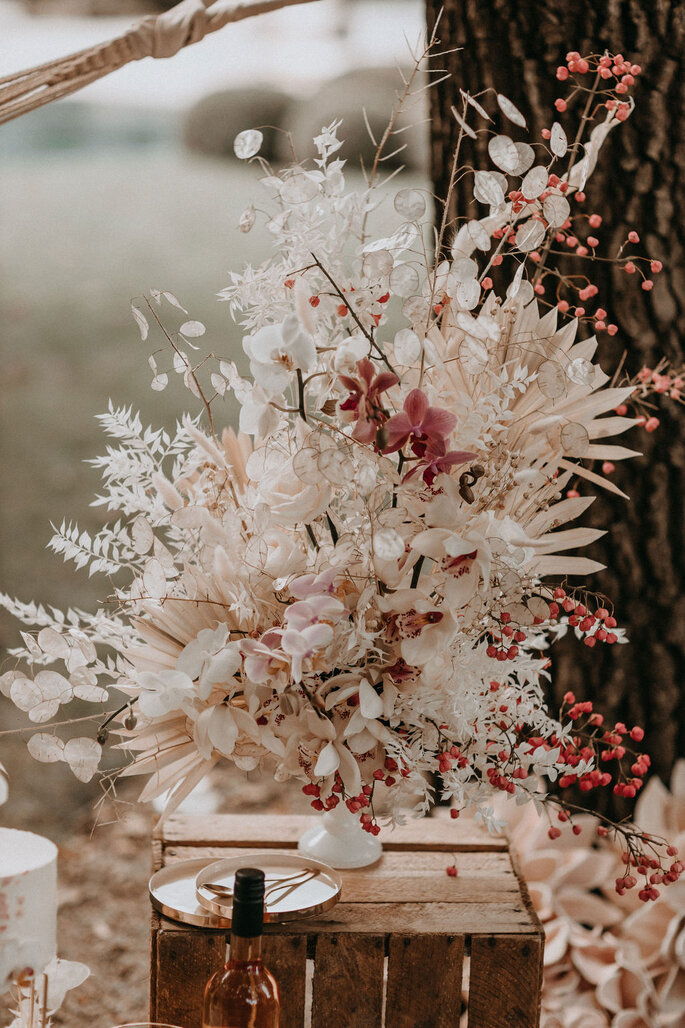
[229,933,263,964]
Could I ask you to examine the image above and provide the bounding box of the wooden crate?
[150,812,543,1028]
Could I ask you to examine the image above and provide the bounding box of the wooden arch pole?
[0,0,319,126]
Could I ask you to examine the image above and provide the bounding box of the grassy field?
[1,148,427,624]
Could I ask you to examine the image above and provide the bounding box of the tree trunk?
[425,0,685,786]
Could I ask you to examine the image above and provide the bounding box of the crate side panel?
[154,928,226,1028]
[467,933,544,1028]
[387,934,465,1028]
[262,933,307,1028]
[311,933,385,1028]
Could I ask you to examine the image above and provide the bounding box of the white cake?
[0,828,57,988]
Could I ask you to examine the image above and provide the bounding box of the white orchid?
[134,669,195,718]
[243,314,316,394]
[176,625,241,700]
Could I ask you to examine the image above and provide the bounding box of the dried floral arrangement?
[2,46,684,902]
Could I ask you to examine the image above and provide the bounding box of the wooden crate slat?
[387,934,465,1028]
[263,901,537,936]
[153,928,225,1028]
[160,812,508,851]
[163,846,514,875]
[262,933,307,1028]
[311,934,385,1028]
[467,934,544,1028]
[161,848,519,904]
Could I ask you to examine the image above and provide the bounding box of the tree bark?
[426,0,685,785]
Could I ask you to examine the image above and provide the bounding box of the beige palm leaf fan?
[0,0,319,126]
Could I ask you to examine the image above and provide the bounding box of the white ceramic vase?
[298,802,382,869]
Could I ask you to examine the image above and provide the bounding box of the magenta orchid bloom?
[338,357,399,444]
[383,388,458,455]
[404,438,476,486]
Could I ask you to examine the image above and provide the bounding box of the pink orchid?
[338,357,399,444]
[284,596,345,631]
[240,630,286,684]
[281,622,334,682]
[289,568,339,599]
[403,438,476,486]
[383,388,458,455]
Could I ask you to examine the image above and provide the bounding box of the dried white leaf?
[374,529,406,561]
[364,224,418,254]
[28,733,65,763]
[474,170,505,208]
[131,515,154,555]
[233,129,263,160]
[393,328,422,365]
[389,263,420,298]
[211,373,227,396]
[512,142,535,176]
[560,422,590,456]
[467,220,492,252]
[363,249,394,281]
[543,194,571,229]
[64,737,102,783]
[459,335,489,375]
[281,172,319,205]
[143,558,167,599]
[451,257,479,282]
[394,188,427,220]
[538,360,567,399]
[72,681,109,703]
[460,90,491,121]
[162,291,188,314]
[521,166,549,200]
[450,105,477,140]
[151,373,168,392]
[37,627,69,659]
[488,135,520,173]
[508,262,525,299]
[456,279,481,310]
[131,305,148,341]
[239,205,256,233]
[550,122,568,158]
[497,94,527,128]
[515,219,546,252]
[566,357,594,386]
[179,320,206,338]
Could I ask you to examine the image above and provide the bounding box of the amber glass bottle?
[202,868,280,1028]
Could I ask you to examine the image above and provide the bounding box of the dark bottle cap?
[231,867,265,937]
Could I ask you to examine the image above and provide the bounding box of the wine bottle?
[202,867,280,1028]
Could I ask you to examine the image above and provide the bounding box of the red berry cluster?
[485,612,528,661]
[553,50,641,121]
[524,53,665,333]
[301,755,411,836]
[616,843,684,901]
[548,587,619,647]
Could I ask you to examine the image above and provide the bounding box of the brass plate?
[149,857,232,929]
[195,851,342,924]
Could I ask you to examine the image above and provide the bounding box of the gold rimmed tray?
[149,857,233,929]
[195,851,342,924]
